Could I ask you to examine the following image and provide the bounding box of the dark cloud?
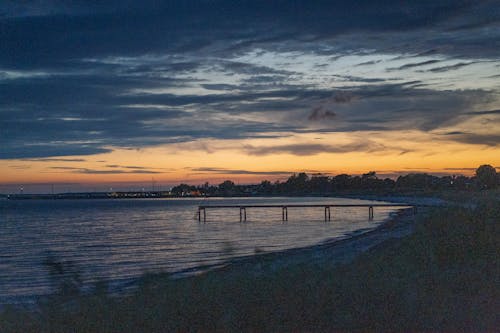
[1,0,498,71]
[391,59,441,70]
[200,84,238,91]
[49,166,163,174]
[308,107,336,121]
[22,158,86,162]
[105,165,147,169]
[105,164,171,170]
[0,0,166,18]
[219,61,296,76]
[443,167,476,170]
[49,167,81,170]
[301,85,491,132]
[415,49,439,57]
[355,60,382,66]
[465,109,500,116]
[1,80,495,158]
[377,170,464,178]
[81,169,163,174]
[189,167,292,175]
[443,133,500,146]
[308,91,357,121]
[8,165,31,169]
[0,145,111,159]
[443,131,466,135]
[335,75,386,83]
[427,62,473,72]
[332,92,355,104]
[1,1,499,159]
[243,140,385,156]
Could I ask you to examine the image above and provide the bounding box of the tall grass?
[1,196,498,332]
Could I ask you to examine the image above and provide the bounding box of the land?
[0,191,498,332]
[6,165,499,200]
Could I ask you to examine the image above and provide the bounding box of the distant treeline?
[172,164,499,197]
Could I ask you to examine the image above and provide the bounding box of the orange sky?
[2,130,498,193]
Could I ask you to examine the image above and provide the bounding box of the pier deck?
[197,203,415,222]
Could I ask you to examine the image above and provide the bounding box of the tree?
[218,180,237,196]
[258,180,273,195]
[361,171,378,189]
[285,173,309,194]
[310,175,331,194]
[332,174,352,190]
[171,183,196,196]
[475,164,498,189]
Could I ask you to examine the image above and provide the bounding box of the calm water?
[0,196,397,304]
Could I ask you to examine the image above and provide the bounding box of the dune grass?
[1,195,498,332]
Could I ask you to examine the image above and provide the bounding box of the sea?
[0,196,399,305]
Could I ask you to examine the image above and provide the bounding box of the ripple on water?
[0,197,397,303]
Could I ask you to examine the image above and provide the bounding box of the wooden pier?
[197,203,415,223]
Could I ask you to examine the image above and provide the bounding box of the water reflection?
[0,197,395,302]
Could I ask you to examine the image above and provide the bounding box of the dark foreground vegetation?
[1,191,498,332]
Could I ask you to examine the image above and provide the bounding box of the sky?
[1,0,499,193]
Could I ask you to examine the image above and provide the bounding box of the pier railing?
[197,203,416,222]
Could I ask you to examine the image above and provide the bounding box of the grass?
[1,194,498,332]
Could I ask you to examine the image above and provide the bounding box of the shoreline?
[110,200,420,292]
[179,206,424,281]
[87,204,425,306]
[170,194,444,280]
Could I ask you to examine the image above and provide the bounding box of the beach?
[191,207,421,280]
[175,195,444,279]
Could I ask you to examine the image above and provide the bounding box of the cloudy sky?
[1,0,499,192]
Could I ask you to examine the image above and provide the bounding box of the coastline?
[179,205,426,281]
[117,196,437,291]
[170,194,446,280]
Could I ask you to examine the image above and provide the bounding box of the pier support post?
[368,206,374,220]
[240,207,247,222]
[198,208,207,223]
[324,206,331,221]
[282,206,288,221]
[413,206,418,215]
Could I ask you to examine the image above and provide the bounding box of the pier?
[197,203,416,222]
